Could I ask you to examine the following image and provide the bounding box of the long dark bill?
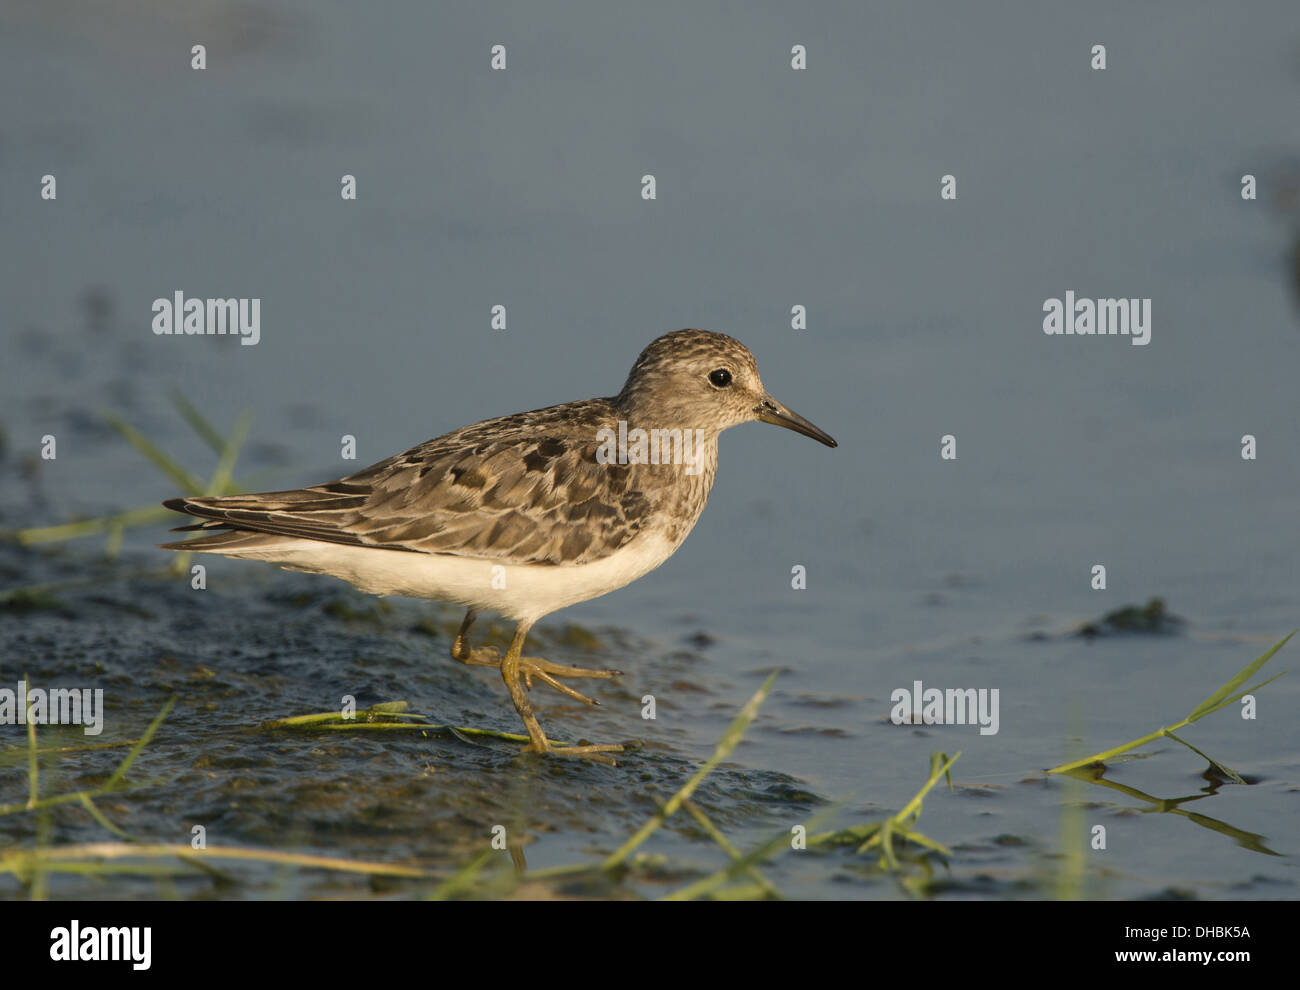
[756,395,837,448]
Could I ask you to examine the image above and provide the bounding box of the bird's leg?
[449,609,502,668]
[498,623,548,750]
[500,623,625,765]
[452,610,622,708]
[448,610,624,763]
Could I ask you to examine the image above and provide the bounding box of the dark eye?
[708,368,732,388]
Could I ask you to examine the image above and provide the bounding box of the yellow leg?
[450,611,625,764]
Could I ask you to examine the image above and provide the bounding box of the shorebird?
[162,330,836,763]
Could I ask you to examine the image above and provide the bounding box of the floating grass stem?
[263,705,535,745]
[1047,632,1292,776]
[0,844,433,882]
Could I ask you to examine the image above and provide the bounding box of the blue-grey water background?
[2,1,1298,898]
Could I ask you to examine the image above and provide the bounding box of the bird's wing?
[162,400,654,565]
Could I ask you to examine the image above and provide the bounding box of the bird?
[161,329,837,763]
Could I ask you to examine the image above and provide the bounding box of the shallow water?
[2,1,1299,899]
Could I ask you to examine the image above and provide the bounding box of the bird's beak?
[756,395,837,448]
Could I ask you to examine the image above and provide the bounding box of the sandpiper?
[162,330,836,763]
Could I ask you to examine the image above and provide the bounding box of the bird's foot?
[518,656,623,706]
[523,738,625,767]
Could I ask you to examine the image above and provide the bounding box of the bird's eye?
[708,368,732,388]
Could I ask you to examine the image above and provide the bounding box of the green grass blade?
[169,388,228,455]
[662,824,802,901]
[681,797,781,899]
[876,817,899,868]
[602,670,779,871]
[0,782,152,817]
[891,827,952,858]
[32,806,50,900]
[1163,730,1245,784]
[932,749,957,790]
[1048,727,1169,775]
[103,696,176,791]
[1189,671,1288,721]
[204,411,252,496]
[808,821,880,848]
[0,843,431,879]
[104,519,126,559]
[262,710,533,743]
[1048,634,1292,775]
[893,750,961,825]
[78,794,133,840]
[25,677,38,810]
[1188,632,1294,719]
[103,412,205,493]
[1164,727,1242,779]
[426,848,498,901]
[14,506,172,546]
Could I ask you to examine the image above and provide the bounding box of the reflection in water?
[1060,765,1280,857]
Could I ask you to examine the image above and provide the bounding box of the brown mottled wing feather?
[164,399,653,565]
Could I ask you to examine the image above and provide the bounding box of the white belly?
[214,530,685,624]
